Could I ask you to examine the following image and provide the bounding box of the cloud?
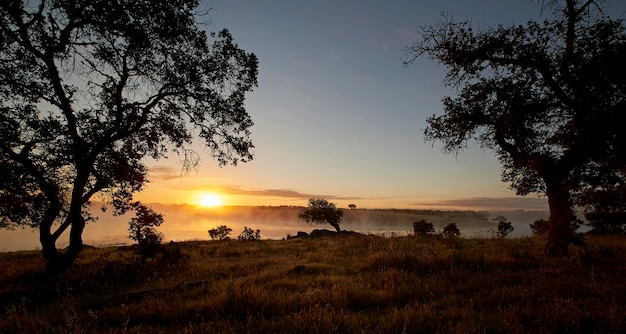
[220,186,362,201]
[149,175,363,201]
[411,197,548,211]
[147,166,224,183]
[146,166,181,182]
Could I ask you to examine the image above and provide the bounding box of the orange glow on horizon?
[197,193,224,207]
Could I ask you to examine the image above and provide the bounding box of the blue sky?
[136,0,626,210]
[6,0,626,251]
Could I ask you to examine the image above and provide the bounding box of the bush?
[128,202,164,260]
[208,225,233,240]
[585,211,626,235]
[238,226,261,241]
[442,223,461,238]
[413,220,435,237]
[530,219,549,236]
[496,221,514,238]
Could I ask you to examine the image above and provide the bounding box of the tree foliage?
[442,223,461,238]
[0,0,258,274]
[413,219,435,237]
[404,0,626,254]
[128,202,164,260]
[578,183,626,235]
[298,198,344,233]
[496,221,515,238]
[238,226,261,241]
[530,219,550,236]
[208,225,233,241]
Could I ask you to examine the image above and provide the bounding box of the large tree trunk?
[544,177,576,256]
[41,212,86,278]
[330,222,341,233]
[40,204,64,277]
[43,168,90,276]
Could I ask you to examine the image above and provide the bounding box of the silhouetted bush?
[128,202,164,260]
[413,220,435,237]
[208,225,233,240]
[442,223,461,238]
[530,219,549,236]
[496,221,515,238]
[238,226,261,241]
[585,211,626,235]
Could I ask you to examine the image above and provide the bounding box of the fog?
[0,204,550,252]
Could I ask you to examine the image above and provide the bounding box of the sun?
[198,194,223,207]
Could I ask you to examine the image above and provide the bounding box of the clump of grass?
[1,234,625,333]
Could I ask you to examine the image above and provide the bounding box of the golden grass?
[1,234,625,333]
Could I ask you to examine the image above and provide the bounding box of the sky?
[133,0,626,211]
[4,0,625,251]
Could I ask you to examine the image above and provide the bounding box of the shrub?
[585,211,626,235]
[496,221,514,238]
[238,226,261,241]
[530,218,583,238]
[208,225,233,240]
[530,219,549,236]
[413,220,435,237]
[442,223,461,238]
[128,202,164,260]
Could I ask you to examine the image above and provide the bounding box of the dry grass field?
[1,233,625,333]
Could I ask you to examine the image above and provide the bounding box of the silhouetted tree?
[348,204,357,210]
[496,221,515,238]
[578,183,626,235]
[0,0,258,275]
[298,198,344,232]
[208,225,233,240]
[128,202,164,260]
[530,218,553,236]
[442,223,461,238]
[404,0,626,255]
[238,226,261,240]
[413,220,435,237]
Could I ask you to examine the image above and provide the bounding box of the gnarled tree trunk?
[41,211,86,278]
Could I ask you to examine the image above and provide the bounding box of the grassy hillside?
[1,234,624,333]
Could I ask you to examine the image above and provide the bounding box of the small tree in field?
[298,198,344,233]
[496,221,515,238]
[442,223,461,238]
[238,226,261,241]
[413,220,435,237]
[128,202,164,260]
[208,225,233,240]
[530,219,550,236]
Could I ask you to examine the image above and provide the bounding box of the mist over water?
[0,204,549,252]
